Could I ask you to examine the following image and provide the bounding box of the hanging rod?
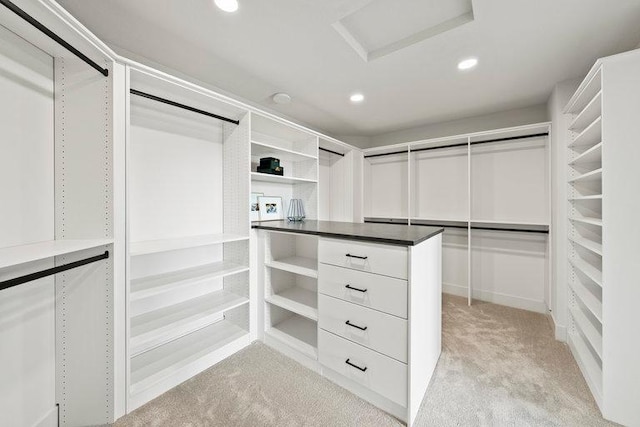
[363,132,549,158]
[130,89,240,125]
[319,147,345,157]
[364,219,549,234]
[364,149,408,159]
[0,251,109,292]
[0,0,109,77]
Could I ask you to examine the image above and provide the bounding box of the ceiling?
[58,0,640,138]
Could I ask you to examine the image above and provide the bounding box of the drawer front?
[319,295,407,362]
[318,238,408,280]
[319,263,408,318]
[319,329,407,406]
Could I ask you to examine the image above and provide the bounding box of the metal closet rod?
[319,147,345,157]
[363,132,549,158]
[364,220,549,234]
[0,251,109,292]
[0,0,109,77]
[130,89,240,125]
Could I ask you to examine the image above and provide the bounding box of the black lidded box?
[258,157,284,175]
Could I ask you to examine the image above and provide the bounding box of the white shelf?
[251,140,317,162]
[130,233,248,256]
[266,287,318,321]
[569,117,602,149]
[251,172,317,185]
[131,261,248,302]
[570,217,603,227]
[569,236,602,256]
[569,257,603,287]
[130,290,248,356]
[569,91,602,132]
[130,320,248,396]
[569,168,602,184]
[265,256,318,278]
[0,239,113,270]
[566,66,602,114]
[266,315,317,359]
[568,331,602,406]
[470,220,550,233]
[570,305,602,359]
[570,280,602,322]
[570,142,602,165]
[570,195,602,201]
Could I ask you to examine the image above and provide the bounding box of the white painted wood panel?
[319,238,408,279]
[364,153,408,218]
[319,329,407,407]
[319,294,407,362]
[319,263,408,318]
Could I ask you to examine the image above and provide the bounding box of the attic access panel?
[333,0,474,61]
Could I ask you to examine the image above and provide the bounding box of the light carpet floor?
[116,295,616,426]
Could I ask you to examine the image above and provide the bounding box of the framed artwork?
[250,192,263,222]
[258,196,283,221]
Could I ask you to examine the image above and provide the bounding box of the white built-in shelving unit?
[126,66,251,411]
[250,114,319,219]
[0,2,120,424]
[362,123,551,312]
[563,49,640,426]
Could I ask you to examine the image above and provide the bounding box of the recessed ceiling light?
[350,93,364,103]
[215,0,238,13]
[272,93,291,104]
[458,58,478,70]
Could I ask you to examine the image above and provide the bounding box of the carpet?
[116,295,615,426]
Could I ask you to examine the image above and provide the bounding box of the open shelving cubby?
[126,66,251,410]
[263,231,319,359]
[250,114,319,220]
[566,66,604,406]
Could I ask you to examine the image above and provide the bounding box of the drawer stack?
[318,238,409,407]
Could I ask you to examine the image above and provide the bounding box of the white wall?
[547,78,580,341]
[369,105,548,147]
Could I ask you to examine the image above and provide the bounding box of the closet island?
[252,220,443,426]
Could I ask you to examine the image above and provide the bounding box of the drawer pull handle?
[345,284,367,293]
[345,358,368,372]
[346,253,368,260]
[345,320,368,331]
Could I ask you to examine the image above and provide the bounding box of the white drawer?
[319,295,407,362]
[319,329,407,406]
[319,263,408,318]
[318,238,408,280]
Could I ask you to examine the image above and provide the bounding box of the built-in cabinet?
[125,66,252,410]
[0,0,121,424]
[363,124,551,313]
[564,49,640,427]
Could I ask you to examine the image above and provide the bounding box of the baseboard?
[34,406,57,427]
[442,282,467,297]
[442,283,547,314]
[550,313,567,342]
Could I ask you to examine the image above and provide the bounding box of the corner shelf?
[130,320,248,397]
[569,257,602,287]
[251,140,317,162]
[130,290,248,356]
[251,172,317,185]
[130,233,248,256]
[569,117,602,149]
[0,239,114,270]
[265,314,318,359]
[569,168,602,184]
[569,91,602,132]
[570,217,602,227]
[570,142,602,165]
[265,256,318,278]
[569,236,602,256]
[569,280,602,322]
[130,261,249,302]
[266,286,318,321]
[570,305,602,359]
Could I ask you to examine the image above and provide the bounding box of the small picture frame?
[250,192,263,222]
[258,196,284,221]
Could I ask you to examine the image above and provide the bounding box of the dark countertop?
[251,220,444,246]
